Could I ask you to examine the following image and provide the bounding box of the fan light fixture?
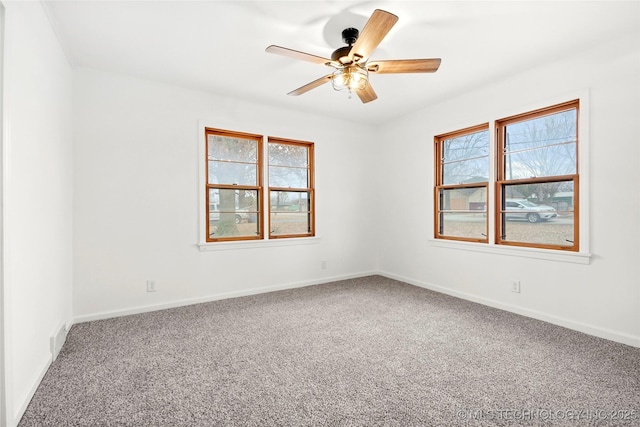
[331,65,368,92]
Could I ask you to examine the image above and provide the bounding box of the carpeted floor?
[18,276,640,426]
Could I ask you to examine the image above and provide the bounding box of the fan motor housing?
[331,46,352,62]
[331,28,360,62]
[342,28,359,45]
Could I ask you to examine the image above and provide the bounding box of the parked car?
[505,199,557,223]
[209,203,251,224]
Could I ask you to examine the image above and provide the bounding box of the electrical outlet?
[146,280,156,292]
[321,259,327,269]
[512,281,521,293]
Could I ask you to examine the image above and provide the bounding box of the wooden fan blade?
[367,58,442,74]
[356,83,378,104]
[266,45,330,65]
[288,74,333,96]
[349,9,398,62]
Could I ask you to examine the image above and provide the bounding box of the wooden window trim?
[495,100,579,251]
[268,137,315,239]
[205,127,264,243]
[434,123,490,243]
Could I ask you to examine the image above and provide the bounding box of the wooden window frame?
[268,137,315,239]
[434,124,490,243]
[205,127,264,243]
[433,99,580,253]
[495,99,579,251]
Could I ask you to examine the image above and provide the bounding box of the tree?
[441,109,576,206]
[268,142,309,211]
[504,108,576,203]
[208,135,258,236]
[442,130,489,185]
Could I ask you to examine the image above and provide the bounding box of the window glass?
[437,187,487,240]
[270,212,312,236]
[205,129,262,242]
[496,101,579,250]
[442,129,489,185]
[435,125,489,243]
[269,143,309,167]
[269,166,308,188]
[268,140,314,238]
[208,135,257,162]
[208,189,260,239]
[208,161,257,186]
[499,181,574,247]
[504,109,577,179]
[270,191,310,212]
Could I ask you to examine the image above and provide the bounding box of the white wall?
[2,2,73,426]
[374,31,640,346]
[72,68,377,321]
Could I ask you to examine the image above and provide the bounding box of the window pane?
[204,129,263,242]
[504,109,577,179]
[501,216,574,247]
[208,188,259,239]
[208,161,257,185]
[267,139,314,239]
[443,157,489,185]
[500,182,574,247]
[505,109,576,153]
[442,129,489,185]
[209,220,260,239]
[438,213,486,239]
[437,187,487,239]
[208,135,257,162]
[270,191,309,212]
[504,142,576,179]
[269,143,308,167]
[270,212,311,236]
[503,181,574,211]
[269,166,308,188]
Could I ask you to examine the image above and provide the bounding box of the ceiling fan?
[265,9,441,104]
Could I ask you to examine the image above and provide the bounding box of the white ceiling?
[42,0,639,126]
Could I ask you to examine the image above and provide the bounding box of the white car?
[209,203,252,224]
[505,199,557,223]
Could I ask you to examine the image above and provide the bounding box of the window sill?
[429,238,591,264]
[198,236,321,251]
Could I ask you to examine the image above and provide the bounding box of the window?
[434,124,490,242]
[496,100,579,250]
[205,128,263,242]
[434,99,580,252]
[268,138,315,238]
[203,128,315,244]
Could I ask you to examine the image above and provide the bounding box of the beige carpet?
[18,276,640,426]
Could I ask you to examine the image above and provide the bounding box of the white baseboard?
[11,355,51,427]
[72,271,376,325]
[73,269,640,348]
[378,271,640,348]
